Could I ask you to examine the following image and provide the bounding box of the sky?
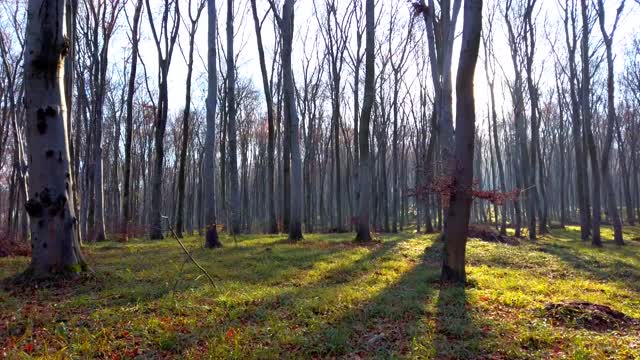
[118,0,639,121]
[3,0,639,123]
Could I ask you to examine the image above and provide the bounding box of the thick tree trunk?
[204,0,221,248]
[24,0,86,278]
[441,0,482,284]
[280,0,303,241]
[355,0,375,243]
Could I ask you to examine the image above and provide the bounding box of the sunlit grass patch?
[1,226,639,358]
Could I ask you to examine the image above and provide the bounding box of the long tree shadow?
[432,284,483,359]
[298,238,483,358]
[424,239,484,359]
[303,262,438,357]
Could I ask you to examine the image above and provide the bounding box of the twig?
[162,216,217,289]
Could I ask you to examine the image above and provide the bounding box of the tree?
[81,0,123,242]
[416,0,462,177]
[388,4,414,233]
[176,0,206,238]
[122,0,144,241]
[226,0,241,235]
[23,0,86,277]
[314,0,351,232]
[250,0,278,234]
[561,0,590,241]
[440,0,482,284]
[580,0,601,247]
[281,0,304,241]
[596,0,625,245]
[355,0,375,243]
[481,4,507,235]
[267,0,303,240]
[204,0,222,248]
[146,0,180,239]
[523,0,543,237]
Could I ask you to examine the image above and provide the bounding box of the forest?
[1,0,640,358]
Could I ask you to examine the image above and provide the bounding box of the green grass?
[1,227,639,359]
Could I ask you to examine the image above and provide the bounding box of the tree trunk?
[250,0,278,234]
[562,2,590,241]
[226,0,241,235]
[24,0,86,278]
[441,0,482,284]
[281,0,303,241]
[203,0,221,248]
[355,0,375,243]
[596,0,624,245]
[147,0,180,240]
[176,0,205,238]
[580,0,601,247]
[122,0,143,241]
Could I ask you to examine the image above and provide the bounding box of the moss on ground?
[1,227,639,359]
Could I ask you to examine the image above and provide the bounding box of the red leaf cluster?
[409,176,520,207]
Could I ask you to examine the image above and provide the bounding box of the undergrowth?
[1,226,639,359]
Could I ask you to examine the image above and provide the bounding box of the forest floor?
[1,226,640,359]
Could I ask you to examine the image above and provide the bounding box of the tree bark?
[280,0,303,241]
[204,0,221,248]
[355,0,375,243]
[441,0,482,284]
[226,0,241,235]
[596,0,624,245]
[146,0,180,240]
[250,0,278,234]
[24,0,86,278]
[176,0,206,238]
[122,0,143,241]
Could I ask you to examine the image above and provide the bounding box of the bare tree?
[226,0,241,235]
[121,0,143,241]
[80,0,123,242]
[561,0,590,241]
[146,0,180,239]
[314,0,352,232]
[204,0,222,248]
[175,0,206,238]
[282,0,304,240]
[481,4,507,235]
[355,0,375,243]
[596,0,625,245]
[250,0,278,234]
[23,0,86,277]
[440,0,482,284]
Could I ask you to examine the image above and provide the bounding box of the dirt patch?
[544,301,640,332]
[468,225,520,245]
